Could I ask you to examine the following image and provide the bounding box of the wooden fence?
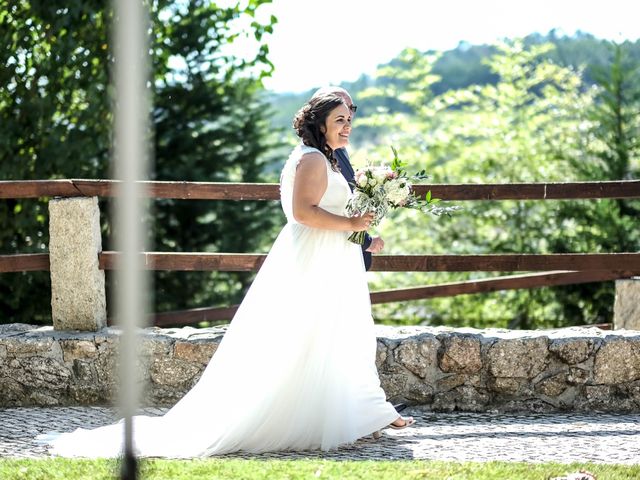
[1,179,639,201]
[1,179,639,326]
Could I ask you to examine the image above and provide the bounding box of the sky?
[248,0,640,93]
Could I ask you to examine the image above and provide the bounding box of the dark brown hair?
[292,93,345,172]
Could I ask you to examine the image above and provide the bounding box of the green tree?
[0,1,112,323]
[548,42,640,323]
[587,42,640,182]
[362,41,606,328]
[0,0,278,325]
[147,0,279,317]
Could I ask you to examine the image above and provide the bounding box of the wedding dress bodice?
[280,144,352,222]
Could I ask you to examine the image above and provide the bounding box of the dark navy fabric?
[334,148,373,271]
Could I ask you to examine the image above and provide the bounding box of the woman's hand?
[350,212,375,232]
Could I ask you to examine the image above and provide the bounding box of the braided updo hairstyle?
[292,93,346,172]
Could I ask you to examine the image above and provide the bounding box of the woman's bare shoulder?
[296,151,327,169]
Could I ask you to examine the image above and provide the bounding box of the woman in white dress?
[38,93,414,458]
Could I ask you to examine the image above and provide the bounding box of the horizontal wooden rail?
[152,305,239,327]
[5,252,640,273]
[0,180,278,200]
[370,253,640,272]
[97,252,640,272]
[368,270,632,303]
[150,270,632,326]
[0,254,49,272]
[412,181,640,201]
[99,252,267,271]
[1,179,639,200]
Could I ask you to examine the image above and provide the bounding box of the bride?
[38,92,415,458]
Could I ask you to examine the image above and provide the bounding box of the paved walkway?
[1,407,639,464]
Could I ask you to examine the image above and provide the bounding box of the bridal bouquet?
[346,146,456,245]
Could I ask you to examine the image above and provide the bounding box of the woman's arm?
[292,152,372,231]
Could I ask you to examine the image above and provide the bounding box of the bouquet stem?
[348,231,367,245]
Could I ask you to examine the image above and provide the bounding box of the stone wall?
[614,278,640,329]
[2,323,640,412]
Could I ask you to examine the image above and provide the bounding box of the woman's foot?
[389,416,415,430]
[372,415,415,440]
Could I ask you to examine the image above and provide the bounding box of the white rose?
[374,168,390,183]
[386,181,411,205]
[356,174,368,188]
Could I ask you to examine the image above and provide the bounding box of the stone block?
[431,390,457,412]
[549,338,594,365]
[488,337,549,379]
[393,335,439,379]
[5,337,56,356]
[149,357,202,388]
[95,347,118,387]
[404,380,434,403]
[9,356,71,390]
[594,337,640,384]
[28,391,60,406]
[454,385,490,411]
[61,340,98,362]
[567,367,589,385]
[432,385,489,412]
[488,377,522,394]
[437,374,466,392]
[174,341,217,365]
[438,334,482,373]
[618,380,640,406]
[379,372,408,398]
[582,385,618,409]
[72,359,96,383]
[0,377,26,405]
[614,278,640,330]
[49,196,106,331]
[502,398,557,413]
[535,372,569,397]
[375,339,388,368]
[140,337,173,357]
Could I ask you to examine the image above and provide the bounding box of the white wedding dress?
[38,145,399,457]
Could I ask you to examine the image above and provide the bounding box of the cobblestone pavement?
[1,406,639,464]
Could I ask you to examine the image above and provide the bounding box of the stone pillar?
[49,197,106,331]
[613,278,640,330]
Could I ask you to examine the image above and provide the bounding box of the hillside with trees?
[266,31,640,150]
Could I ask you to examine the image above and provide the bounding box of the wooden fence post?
[48,197,106,331]
[614,277,640,330]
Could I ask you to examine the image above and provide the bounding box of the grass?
[1,458,639,480]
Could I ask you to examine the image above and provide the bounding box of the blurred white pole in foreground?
[112,0,151,478]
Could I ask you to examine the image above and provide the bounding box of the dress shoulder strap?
[298,144,324,157]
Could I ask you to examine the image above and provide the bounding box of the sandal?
[388,416,415,430]
[371,416,415,439]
